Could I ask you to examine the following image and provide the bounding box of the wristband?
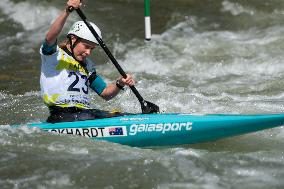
[116,80,125,90]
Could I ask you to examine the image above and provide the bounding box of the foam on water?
[1,0,283,115]
[113,11,284,114]
[120,22,284,78]
[0,0,58,31]
[222,0,255,16]
[0,91,45,125]
[47,142,89,155]
[0,0,77,55]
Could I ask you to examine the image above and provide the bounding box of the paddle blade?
[141,100,160,114]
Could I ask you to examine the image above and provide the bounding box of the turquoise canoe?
[28,113,284,147]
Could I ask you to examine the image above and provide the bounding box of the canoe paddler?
[40,0,135,123]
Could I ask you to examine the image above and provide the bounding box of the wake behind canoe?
[28,113,284,147]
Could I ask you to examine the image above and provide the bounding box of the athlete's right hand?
[66,0,82,10]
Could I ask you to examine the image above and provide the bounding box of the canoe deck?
[28,113,284,147]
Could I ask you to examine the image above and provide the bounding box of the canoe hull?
[28,113,284,147]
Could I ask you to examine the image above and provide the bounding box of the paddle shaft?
[76,8,146,104]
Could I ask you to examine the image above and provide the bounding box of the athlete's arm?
[100,74,135,101]
[45,0,81,45]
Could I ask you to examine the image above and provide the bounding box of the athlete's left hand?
[118,74,135,87]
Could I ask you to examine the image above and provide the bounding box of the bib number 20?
[67,72,88,94]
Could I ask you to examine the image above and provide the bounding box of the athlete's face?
[73,38,96,61]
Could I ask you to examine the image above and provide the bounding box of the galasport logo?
[129,122,192,135]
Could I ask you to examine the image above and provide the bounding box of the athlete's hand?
[118,74,135,87]
[66,0,82,10]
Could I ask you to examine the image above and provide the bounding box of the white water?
[1,0,284,188]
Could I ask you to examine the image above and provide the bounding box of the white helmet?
[67,21,102,44]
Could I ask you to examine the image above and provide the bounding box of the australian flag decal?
[109,127,124,136]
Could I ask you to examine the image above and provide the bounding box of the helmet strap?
[66,35,87,71]
[67,35,80,56]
